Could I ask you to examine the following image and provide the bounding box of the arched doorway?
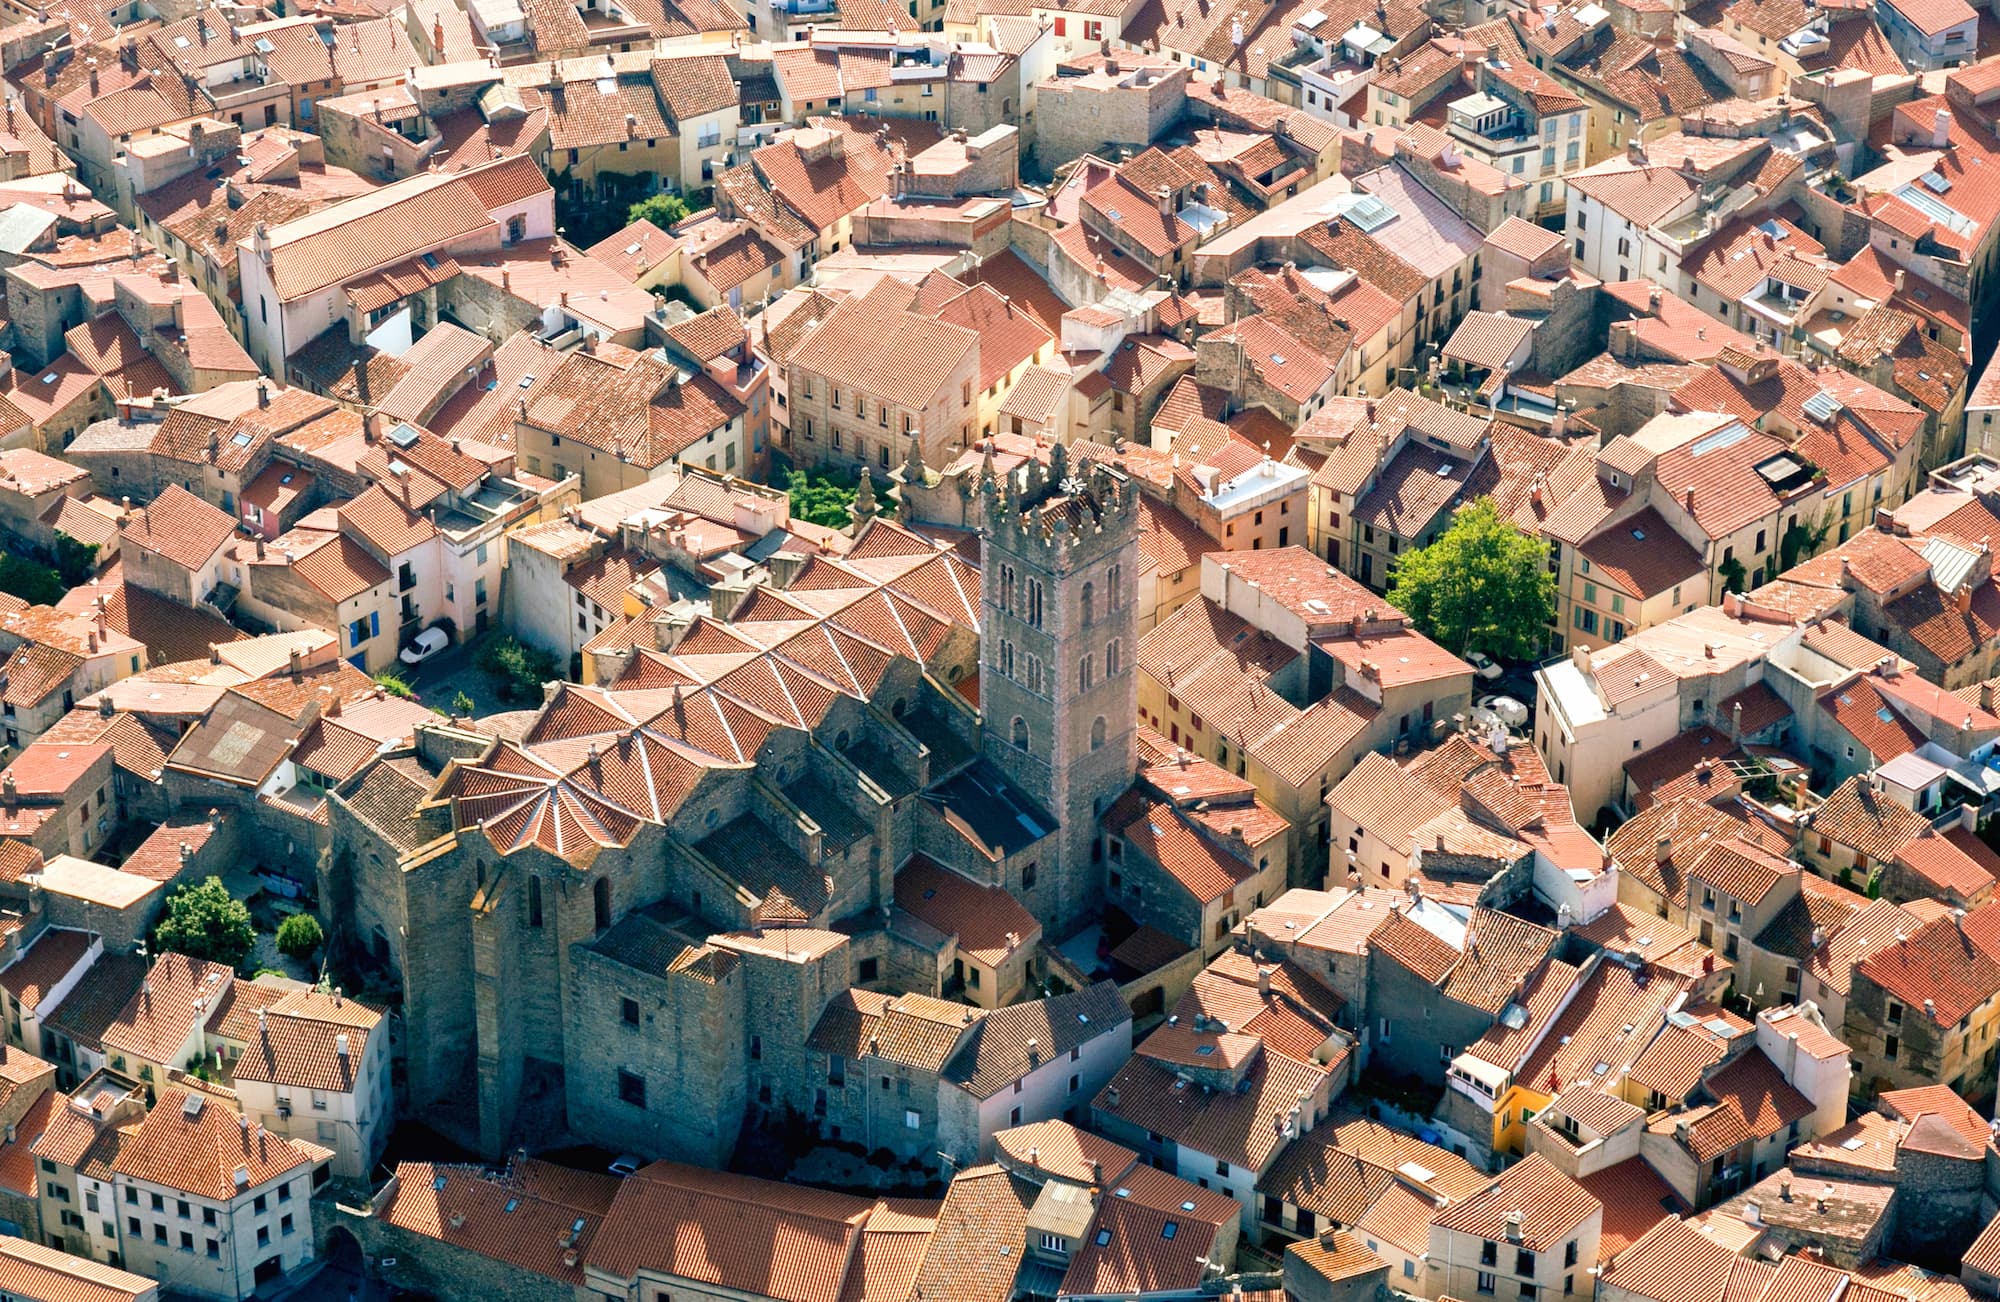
[323,1226,364,1273]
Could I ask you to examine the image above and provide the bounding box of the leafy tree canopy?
[0,554,63,606]
[1384,497,1556,662]
[154,878,255,969]
[628,192,691,229]
[784,465,858,530]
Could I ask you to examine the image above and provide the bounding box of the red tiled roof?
[1858,913,2000,1027]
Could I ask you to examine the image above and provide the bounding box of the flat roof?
[35,855,163,910]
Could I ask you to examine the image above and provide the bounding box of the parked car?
[1466,651,1505,681]
[608,1154,641,1177]
[1477,694,1530,728]
[399,626,450,667]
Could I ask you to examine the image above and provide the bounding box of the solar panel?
[1689,421,1751,456]
[1802,390,1844,423]
[1921,169,1951,194]
[387,422,421,449]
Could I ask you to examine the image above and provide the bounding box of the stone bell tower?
[976,442,1140,934]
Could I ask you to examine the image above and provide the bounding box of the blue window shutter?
[369,611,380,638]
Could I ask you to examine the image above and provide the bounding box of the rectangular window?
[617,1069,646,1107]
[904,1109,921,1129]
[621,997,640,1026]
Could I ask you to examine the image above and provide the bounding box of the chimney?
[1684,485,1696,512]
[1655,835,1672,865]
[1157,184,1173,217]
[1730,700,1743,740]
[1934,108,1952,149]
[288,646,303,679]
[336,1033,349,1057]
[257,378,270,407]
[1505,1210,1524,1243]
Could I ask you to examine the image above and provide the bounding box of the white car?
[398,626,450,667]
[1478,694,1529,728]
[1466,651,1505,681]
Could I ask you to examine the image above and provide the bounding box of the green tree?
[1718,555,1748,595]
[473,635,562,703]
[784,466,858,529]
[451,690,477,716]
[628,193,690,229]
[0,554,63,606]
[153,878,255,969]
[1385,497,1556,661]
[53,534,98,587]
[275,913,324,965]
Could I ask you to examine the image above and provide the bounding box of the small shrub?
[275,913,324,964]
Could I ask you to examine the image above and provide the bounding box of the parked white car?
[1477,694,1529,728]
[1466,651,1505,681]
[398,626,450,666]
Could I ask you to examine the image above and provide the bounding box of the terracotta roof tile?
[1433,1154,1598,1252]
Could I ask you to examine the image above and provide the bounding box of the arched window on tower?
[1108,564,1122,608]
[1011,716,1030,749]
[593,876,612,933]
[1091,716,1107,750]
[1107,639,1122,676]
[528,876,544,928]
[1028,579,1044,627]
[1081,582,1095,628]
[1079,654,1094,692]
